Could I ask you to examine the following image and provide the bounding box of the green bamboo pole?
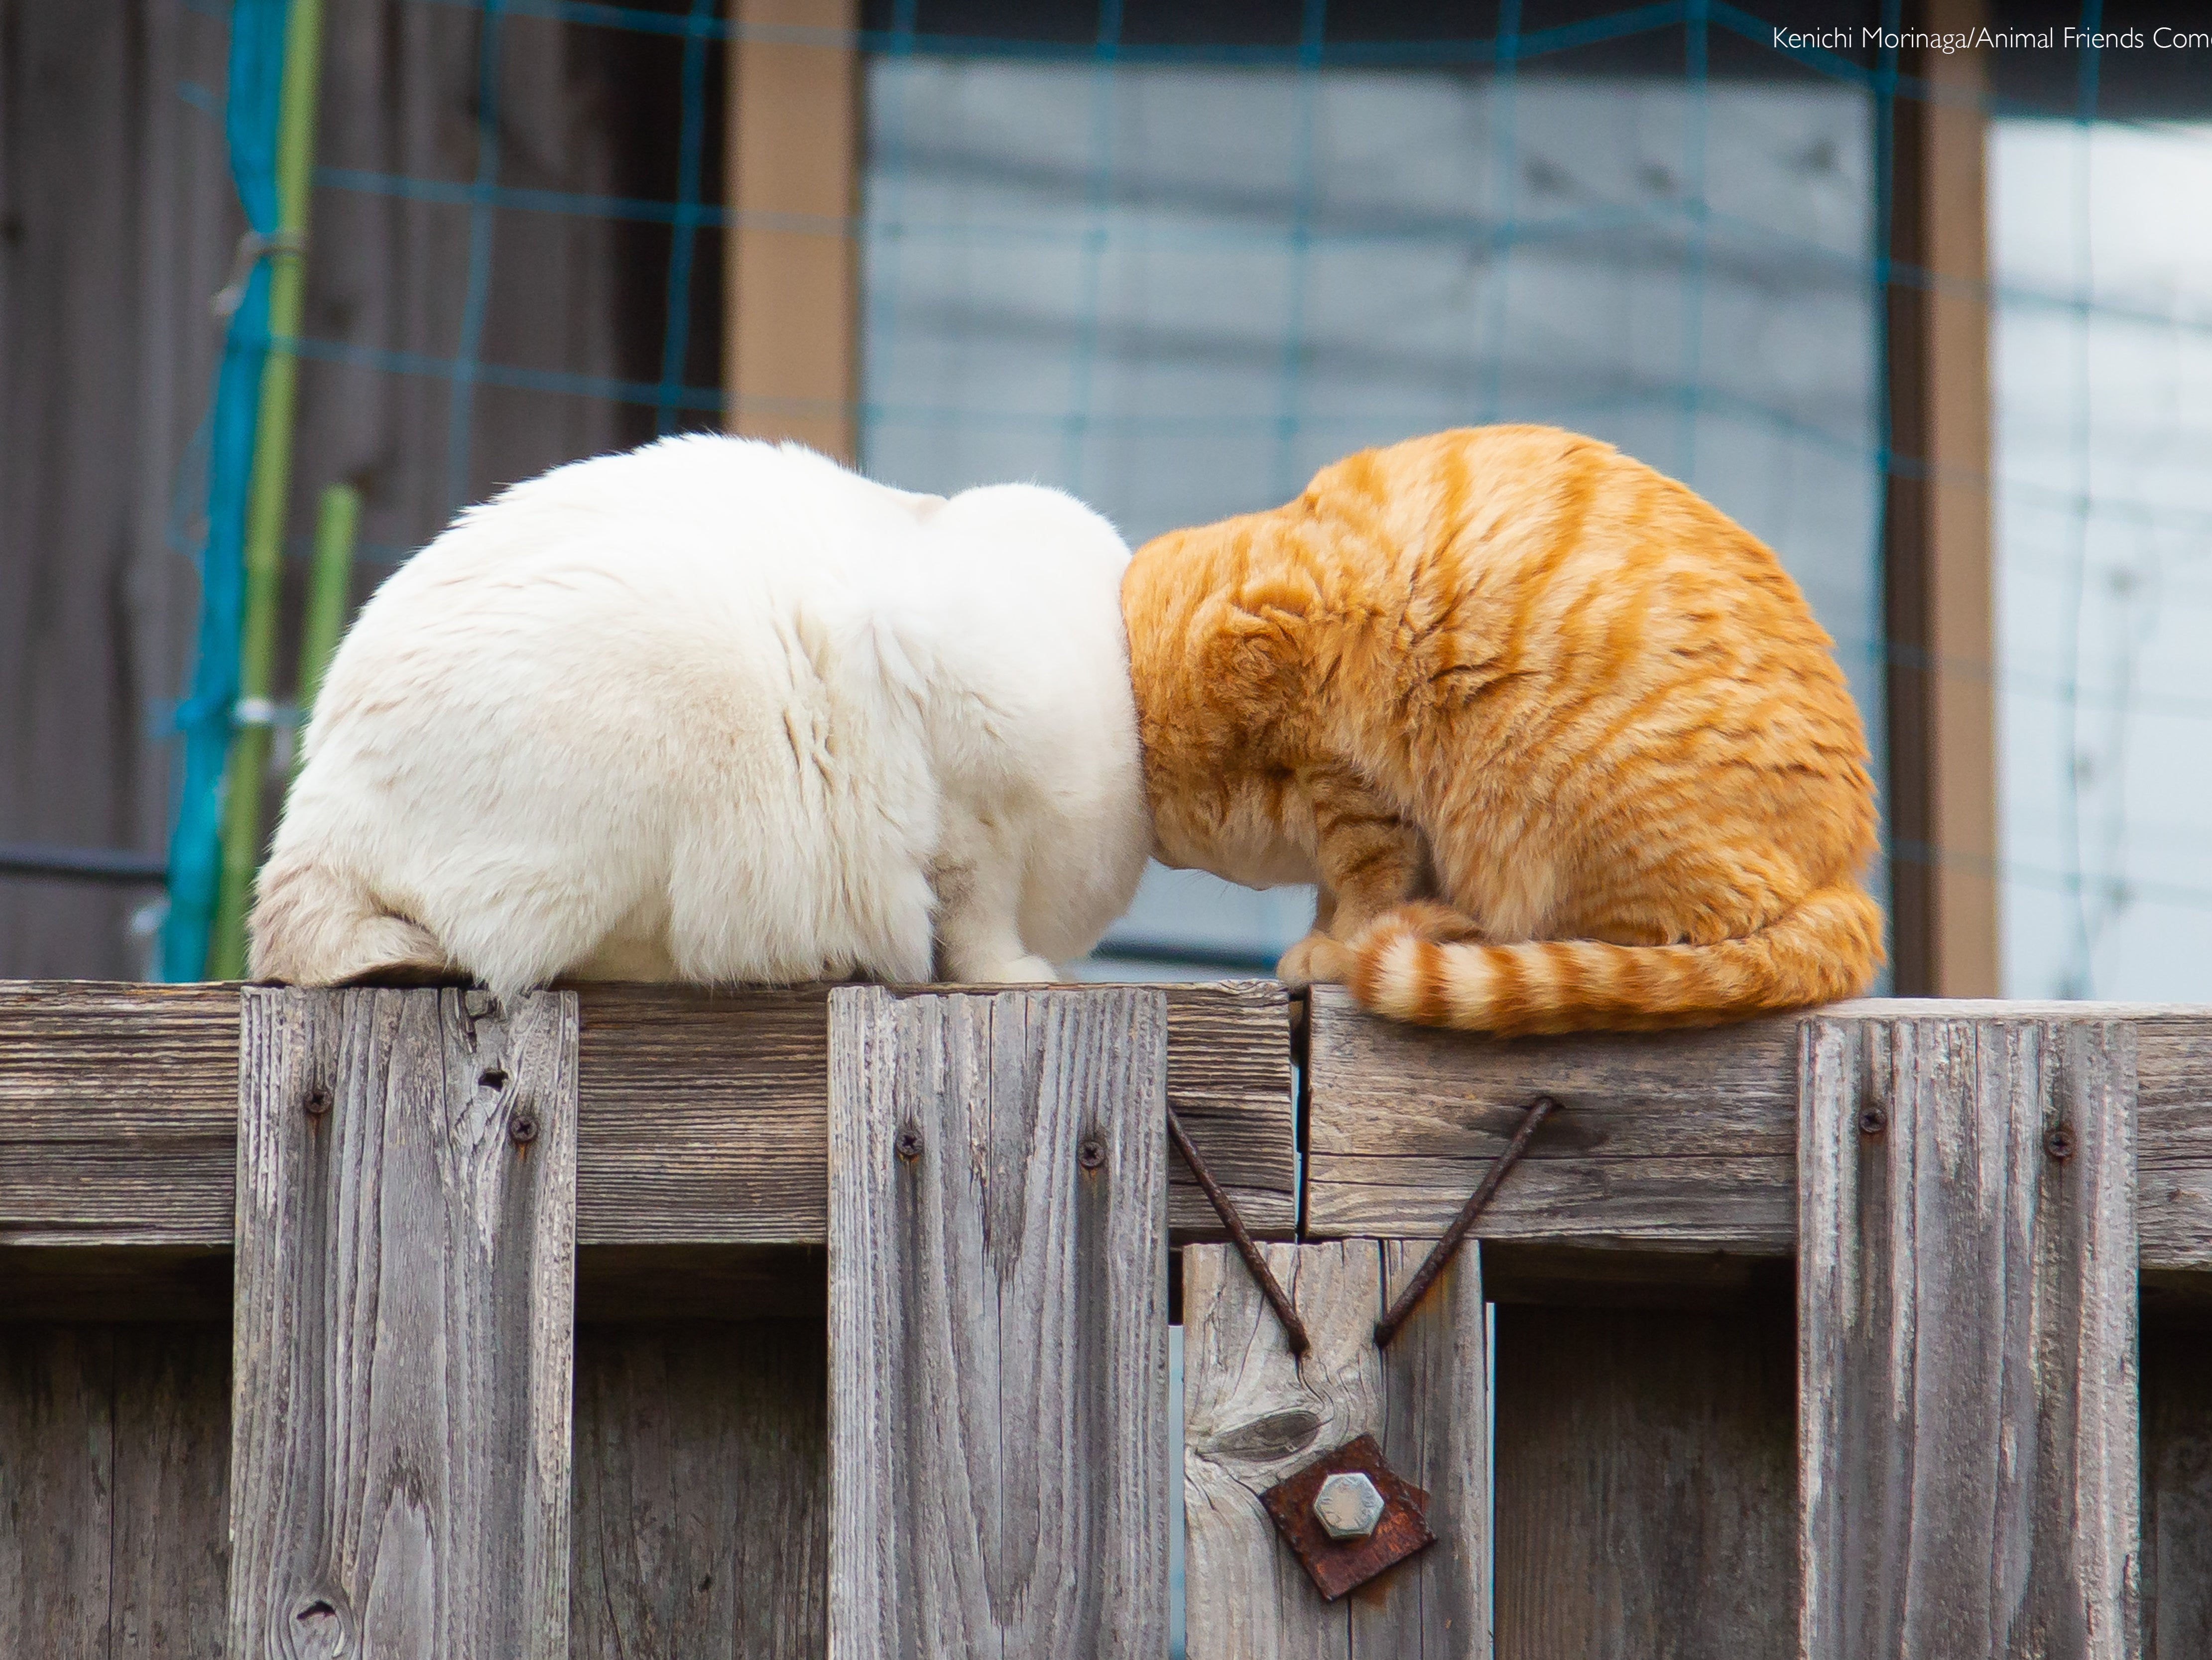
[290,482,359,777]
[209,0,325,980]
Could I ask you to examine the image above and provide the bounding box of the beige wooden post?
[726,0,860,461]
[1885,0,2000,995]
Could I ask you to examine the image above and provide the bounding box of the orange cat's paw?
[1277,932,1355,988]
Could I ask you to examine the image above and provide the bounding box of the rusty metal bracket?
[1372,1092,1559,1349]
[1259,1433,1435,1600]
[1166,1105,1311,1356]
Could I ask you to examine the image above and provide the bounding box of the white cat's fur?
[249,436,1151,998]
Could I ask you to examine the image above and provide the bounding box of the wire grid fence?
[164,0,2212,996]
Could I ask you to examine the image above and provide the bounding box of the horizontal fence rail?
[0,980,1294,1264]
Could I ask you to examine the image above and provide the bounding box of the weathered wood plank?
[571,1320,827,1660]
[1304,986,2212,1263]
[1306,1152,1796,1249]
[228,987,579,1660]
[0,1323,232,1658]
[0,982,241,1246]
[1799,1015,2140,1659]
[1182,1240,1489,1659]
[0,978,1292,1247]
[1304,988,1801,1249]
[581,980,1292,1244]
[1492,1303,1796,1660]
[827,987,1169,1658]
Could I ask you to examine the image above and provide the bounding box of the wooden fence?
[2,979,2209,1657]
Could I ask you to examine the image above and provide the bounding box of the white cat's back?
[252,436,1147,996]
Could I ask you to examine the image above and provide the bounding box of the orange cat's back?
[1318,429,1875,929]
[1126,424,1885,1035]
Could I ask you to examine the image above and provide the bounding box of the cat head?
[1121,514,1322,888]
[932,482,1132,578]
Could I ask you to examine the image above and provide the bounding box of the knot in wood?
[2045,1123,2077,1161]
[1079,1137,1106,1170]
[508,1111,539,1145]
[288,1591,349,1655]
[479,1065,509,1090]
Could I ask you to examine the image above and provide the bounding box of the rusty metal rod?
[1373,1093,1560,1349]
[1167,1105,1311,1357]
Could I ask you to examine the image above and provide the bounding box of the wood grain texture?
[1305,987,2212,1262]
[228,987,579,1660]
[1492,1304,1797,1660]
[0,982,241,1246]
[0,1323,232,1658]
[1305,986,1803,1249]
[1182,1240,1489,1660]
[1799,1015,2141,1660]
[571,1320,827,1660]
[828,987,1169,1658]
[0,979,1292,1250]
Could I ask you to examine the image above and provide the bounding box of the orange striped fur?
[1120,425,1883,1036]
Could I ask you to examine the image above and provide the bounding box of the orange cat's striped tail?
[1339,886,1884,1036]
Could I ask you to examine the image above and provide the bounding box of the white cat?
[249,435,1151,999]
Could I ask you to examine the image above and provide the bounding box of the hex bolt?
[2045,1123,2077,1161]
[1313,1471,1386,1541]
[1079,1138,1106,1171]
[894,1129,923,1163]
[509,1112,539,1146]
[1857,1105,1887,1137]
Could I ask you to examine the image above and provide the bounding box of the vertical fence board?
[1491,1304,1797,1660]
[828,986,1168,1660]
[230,987,579,1660]
[1800,1015,2140,1659]
[570,1321,827,1660]
[0,1325,231,1657]
[1182,1240,1489,1659]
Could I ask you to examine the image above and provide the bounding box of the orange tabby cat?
[1121,424,1883,1035]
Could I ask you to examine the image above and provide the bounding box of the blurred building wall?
[0,0,232,978]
